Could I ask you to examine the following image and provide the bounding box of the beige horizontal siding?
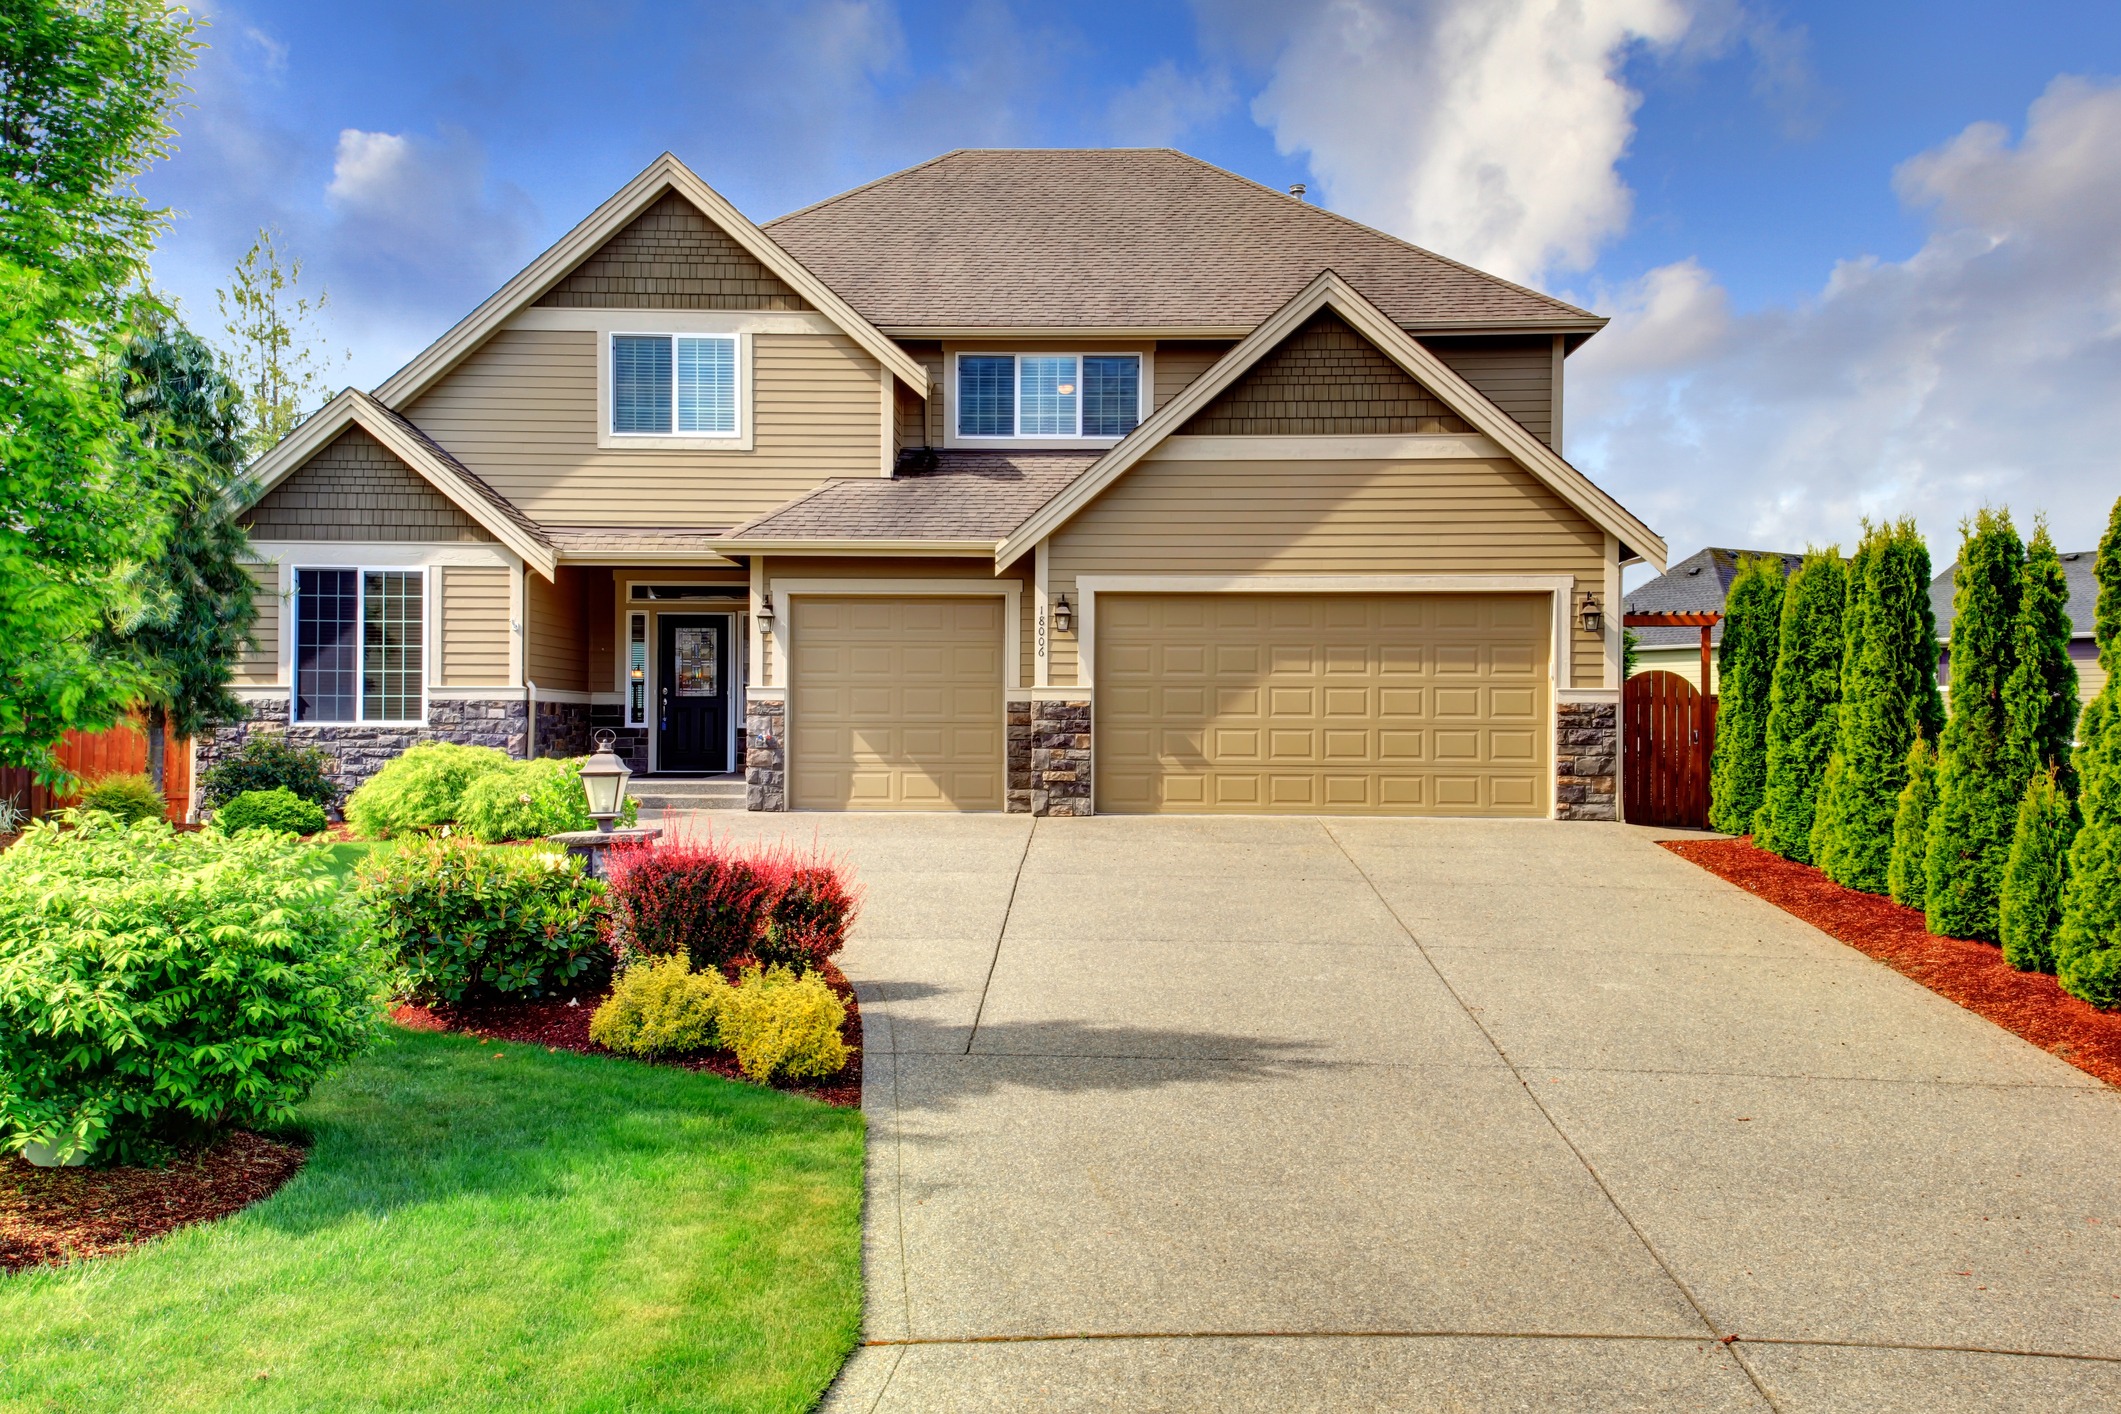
[441,565,512,686]
[1153,342,1233,410]
[1046,456,1607,688]
[406,328,884,524]
[526,567,588,693]
[1422,337,1554,446]
[245,427,492,542]
[236,563,280,684]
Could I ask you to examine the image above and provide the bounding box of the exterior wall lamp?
[1577,591,1604,637]
[756,591,775,636]
[1053,593,1074,635]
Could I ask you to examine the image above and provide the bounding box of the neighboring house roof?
[997,270,1665,571]
[1932,552,2101,643]
[370,153,930,407]
[241,389,558,578]
[765,148,1602,336]
[717,451,1097,552]
[1625,547,1804,647]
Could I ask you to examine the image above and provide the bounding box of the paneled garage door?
[789,596,1005,810]
[1096,592,1549,816]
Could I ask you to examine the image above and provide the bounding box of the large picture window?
[295,568,425,724]
[612,334,739,436]
[955,353,1140,439]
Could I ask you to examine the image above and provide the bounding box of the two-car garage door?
[1096,593,1549,816]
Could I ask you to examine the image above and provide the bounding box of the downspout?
[525,680,538,760]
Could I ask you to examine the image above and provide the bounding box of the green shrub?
[717,965,849,1083]
[215,786,328,837]
[2057,491,2121,1008]
[1708,554,1786,836]
[198,733,339,810]
[357,837,608,1003]
[1888,738,1938,910]
[1926,509,2028,941]
[74,772,164,824]
[2000,769,2075,973]
[344,742,512,839]
[0,815,384,1164]
[457,756,639,843]
[1756,548,1848,861]
[588,954,728,1059]
[2004,524,2081,795]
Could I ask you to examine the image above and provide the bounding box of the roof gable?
[998,271,1664,569]
[371,154,928,406]
[535,191,810,311]
[246,426,492,543]
[1179,308,1471,437]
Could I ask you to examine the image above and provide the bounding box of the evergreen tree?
[1815,520,1939,893]
[1755,548,1847,862]
[2000,769,2075,973]
[1888,738,1938,909]
[217,227,340,458]
[1924,510,2027,941]
[1708,555,1786,836]
[1811,531,1882,872]
[2056,493,2121,1007]
[2003,524,2080,796]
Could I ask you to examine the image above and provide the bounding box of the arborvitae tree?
[1755,548,1847,862]
[2003,523,2080,797]
[2056,493,2121,1007]
[1707,555,1786,835]
[1816,520,1939,893]
[2000,769,2076,973]
[1888,738,1939,909]
[1925,510,2027,940]
[1811,531,1883,872]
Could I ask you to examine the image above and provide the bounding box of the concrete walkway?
[692,813,2121,1411]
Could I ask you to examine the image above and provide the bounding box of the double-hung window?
[611,334,740,437]
[294,568,425,724]
[956,354,1141,439]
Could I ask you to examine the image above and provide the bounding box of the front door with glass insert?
[656,614,730,772]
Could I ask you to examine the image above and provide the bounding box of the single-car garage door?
[789,596,1005,810]
[1097,593,1549,816]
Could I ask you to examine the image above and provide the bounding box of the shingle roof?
[764,149,1598,333]
[1625,547,1805,647]
[368,400,553,551]
[718,451,1097,544]
[544,526,735,557]
[1932,551,2100,642]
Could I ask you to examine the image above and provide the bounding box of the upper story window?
[612,334,739,437]
[956,353,1142,440]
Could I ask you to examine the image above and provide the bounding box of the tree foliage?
[1924,510,2027,941]
[1755,548,1847,862]
[217,226,338,458]
[2000,769,2075,974]
[2057,493,2121,1007]
[1708,554,1785,836]
[0,0,200,774]
[1888,738,1938,910]
[2003,524,2080,797]
[1814,520,1939,893]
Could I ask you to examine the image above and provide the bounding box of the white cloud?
[325,126,535,299]
[1573,77,2121,563]
[1107,61,1237,147]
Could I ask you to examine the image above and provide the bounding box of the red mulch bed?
[1663,836,2121,1087]
[2,1130,307,1275]
[390,958,863,1109]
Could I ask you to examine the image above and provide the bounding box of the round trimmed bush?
[589,955,727,1059]
[457,757,639,843]
[344,742,511,839]
[215,786,328,837]
[0,815,385,1164]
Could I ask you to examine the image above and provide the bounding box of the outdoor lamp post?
[579,729,632,832]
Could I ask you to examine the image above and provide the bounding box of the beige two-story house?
[214,148,1666,820]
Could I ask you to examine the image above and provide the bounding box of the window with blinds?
[955,353,1141,439]
[613,334,739,436]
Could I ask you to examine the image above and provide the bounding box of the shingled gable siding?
[244,427,494,542]
[1422,336,1555,446]
[1179,310,1473,437]
[534,192,810,311]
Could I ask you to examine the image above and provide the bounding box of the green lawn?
[319,838,386,883]
[0,1028,865,1413]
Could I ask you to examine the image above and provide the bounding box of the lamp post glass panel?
[580,730,632,831]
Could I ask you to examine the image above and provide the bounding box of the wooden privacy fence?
[1623,671,1717,828]
[0,718,191,824]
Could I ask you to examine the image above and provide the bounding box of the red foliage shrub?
[604,830,859,976]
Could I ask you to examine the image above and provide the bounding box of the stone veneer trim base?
[744,698,786,810]
[196,695,532,809]
[1009,698,1092,817]
[1554,700,1618,821]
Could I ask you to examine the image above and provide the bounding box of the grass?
[0,1027,866,1413]
[319,838,386,884]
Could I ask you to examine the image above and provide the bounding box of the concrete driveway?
[693,813,2121,1411]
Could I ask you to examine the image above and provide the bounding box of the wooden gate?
[1624,671,1717,828]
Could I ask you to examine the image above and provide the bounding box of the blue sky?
[145,1,2121,565]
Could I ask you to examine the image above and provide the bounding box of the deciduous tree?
[217,227,338,458]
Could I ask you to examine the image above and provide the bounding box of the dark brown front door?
[657,614,731,772]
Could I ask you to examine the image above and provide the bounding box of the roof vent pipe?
[1288,183,1307,202]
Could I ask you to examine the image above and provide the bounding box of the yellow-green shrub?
[717,965,849,1082]
[588,955,727,1059]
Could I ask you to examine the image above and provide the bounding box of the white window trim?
[289,565,431,728]
[598,329,755,451]
[946,350,1149,449]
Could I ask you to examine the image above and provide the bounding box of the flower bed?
[1664,835,2121,1086]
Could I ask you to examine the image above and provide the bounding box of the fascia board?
[708,537,996,556]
